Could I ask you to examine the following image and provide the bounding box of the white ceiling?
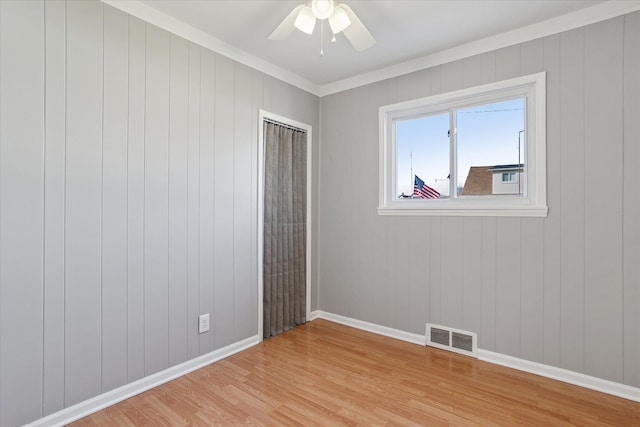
[113,1,637,94]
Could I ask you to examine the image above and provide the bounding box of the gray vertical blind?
[263,120,307,339]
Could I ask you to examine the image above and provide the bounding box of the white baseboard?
[311,310,640,403]
[310,310,425,346]
[478,349,640,403]
[28,334,261,427]
[28,312,640,426]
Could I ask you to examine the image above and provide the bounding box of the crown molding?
[318,0,640,96]
[102,1,639,98]
[101,0,321,96]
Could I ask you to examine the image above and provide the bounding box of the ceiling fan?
[268,0,376,52]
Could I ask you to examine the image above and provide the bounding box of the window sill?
[377,202,548,217]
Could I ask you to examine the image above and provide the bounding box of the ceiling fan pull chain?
[320,20,324,57]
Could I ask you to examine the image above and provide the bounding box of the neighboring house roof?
[460,166,493,196]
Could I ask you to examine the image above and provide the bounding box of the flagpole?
[410,152,413,199]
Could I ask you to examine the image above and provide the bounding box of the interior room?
[0,0,639,425]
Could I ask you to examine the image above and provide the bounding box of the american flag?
[413,175,440,199]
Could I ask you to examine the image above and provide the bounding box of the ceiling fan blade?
[340,4,376,51]
[268,4,305,40]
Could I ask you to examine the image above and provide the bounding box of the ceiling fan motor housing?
[312,0,335,20]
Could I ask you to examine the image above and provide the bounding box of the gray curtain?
[263,121,307,339]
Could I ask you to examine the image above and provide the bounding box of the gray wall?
[1,1,637,425]
[0,1,319,426]
[318,12,639,388]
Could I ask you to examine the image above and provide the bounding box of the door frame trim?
[257,110,312,338]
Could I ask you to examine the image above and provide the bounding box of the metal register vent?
[426,323,478,358]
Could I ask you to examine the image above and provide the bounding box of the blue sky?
[397,98,525,197]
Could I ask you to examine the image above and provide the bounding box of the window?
[379,72,547,217]
[502,172,516,182]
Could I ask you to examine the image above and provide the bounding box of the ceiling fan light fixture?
[270,1,375,52]
[328,4,351,34]
[294,6,317,34]
[311,0,334,20]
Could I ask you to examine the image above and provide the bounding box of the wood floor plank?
[71,319,640,426]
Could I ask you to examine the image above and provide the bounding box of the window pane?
[456,98,525,196]
[397,113,450,199]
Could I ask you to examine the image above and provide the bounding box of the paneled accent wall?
[0,1,319,425]
[318,12,639,389]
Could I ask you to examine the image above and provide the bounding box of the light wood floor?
[72,319,640,426]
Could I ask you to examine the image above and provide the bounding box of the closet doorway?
[258,110,311,339]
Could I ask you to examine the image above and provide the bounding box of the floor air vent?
[426,324,478,358]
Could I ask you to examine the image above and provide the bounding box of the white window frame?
[378,72,547,217]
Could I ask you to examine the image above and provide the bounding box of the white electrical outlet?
[198,313,210,334]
